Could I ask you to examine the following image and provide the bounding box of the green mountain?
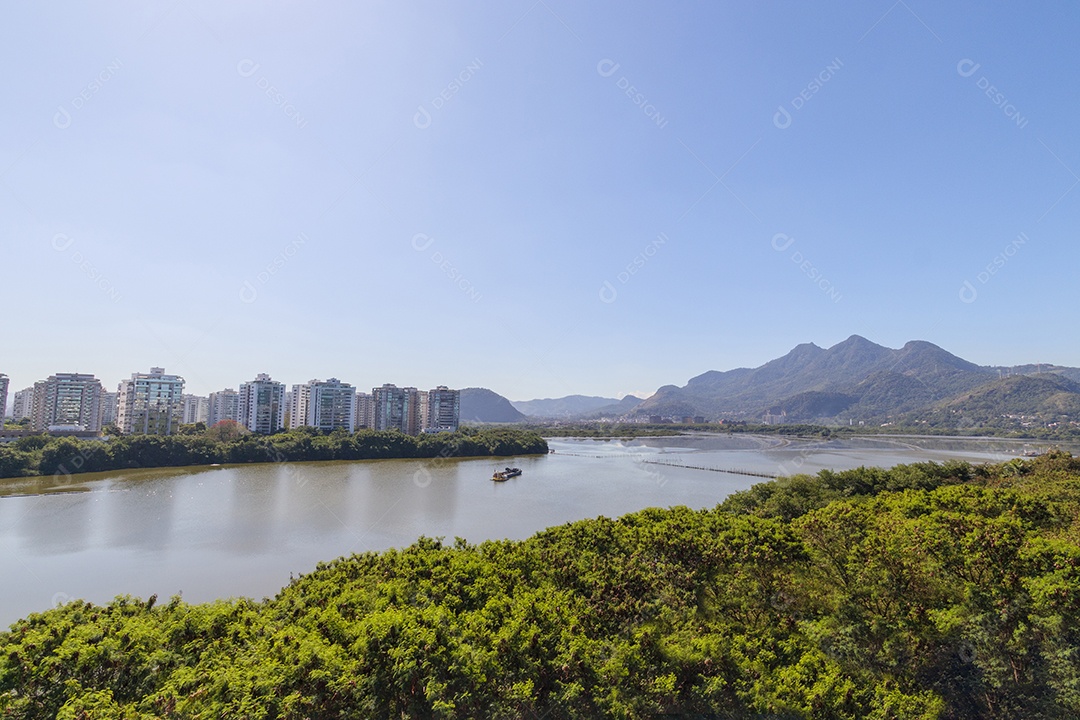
[633,336,1080,425]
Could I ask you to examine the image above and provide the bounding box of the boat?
[491,467,522,481]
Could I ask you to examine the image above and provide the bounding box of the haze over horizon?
[4,3,1078,399]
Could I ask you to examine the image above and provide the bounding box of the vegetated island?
[4,453,1080,718]
[0,426,548,481]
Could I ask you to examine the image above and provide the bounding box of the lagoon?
[0,433,1069,628]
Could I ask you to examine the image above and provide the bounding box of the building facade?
[118,367,185,435]
[238,374,286,434]
[306,378,355,432]
[0,374,7,429]
[99,391,119,428]
[354,392,374,430]
[372,384,429,434]
[181,394,209,425]
[425,386,460,432]
[207,389,240,427]
[30,373,104,432]
[11,387,34,422]
[288,383,312,430]
[372,384,408,433]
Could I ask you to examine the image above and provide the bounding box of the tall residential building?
[238,374,286,434]
[118,367,185,435]
[0,374,8,429]
[207,389,240,427]
[354,392,374,430]
[181,394,209,425]
[425,386,460,432]
[372,384,422,434]
[99,391,119,428]
[306,378,355,432]
[30,373,104,432]
[11,387,35,421]
[288,383,312,430]
[410,390,427,436]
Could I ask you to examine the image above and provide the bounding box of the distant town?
[0,369,460,438]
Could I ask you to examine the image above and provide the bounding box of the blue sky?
[2,2,1078,401]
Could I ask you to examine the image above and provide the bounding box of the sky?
[2,1,1078,402]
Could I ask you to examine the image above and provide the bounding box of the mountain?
[511,395,622,418]
[631,335,1080,424]
[459,388,528,423]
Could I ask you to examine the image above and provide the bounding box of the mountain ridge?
[631,336,1080,427]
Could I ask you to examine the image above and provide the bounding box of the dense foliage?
[0,427,548,480]
[3,454,1080,718]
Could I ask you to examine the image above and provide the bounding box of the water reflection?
[102,477,178,552]
[16,493,94,556]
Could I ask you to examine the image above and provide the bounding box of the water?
[0,434,1067,627]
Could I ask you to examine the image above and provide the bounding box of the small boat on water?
[491,467,522,481]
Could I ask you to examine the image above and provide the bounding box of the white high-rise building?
[207,389,240,427]
[306,378,355,432]
[238,374,286,434]
[181,395,209,425]
[425,386,460,433]
[118,367,185,435]
[31,373,104,432]
[354,392,375,430]
[11,387,35,422]
[288,383,312,430]
[0,374,8,429]
[99,391,119,428]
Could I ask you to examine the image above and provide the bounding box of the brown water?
[0,434,1065,627]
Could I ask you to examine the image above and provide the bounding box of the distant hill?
[459,388,527,424]
[911,374,1080,428]
[632,335,1080,426]
[579,395,646,419]
[511,395,622,418]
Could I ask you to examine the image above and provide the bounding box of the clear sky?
[2,2,1078,401]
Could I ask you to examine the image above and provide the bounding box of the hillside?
[459,387,528,423]
[5,453,1080,718]
[911,373,1080,429]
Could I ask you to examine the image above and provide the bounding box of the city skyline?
[3,364,463,435]
[3,3,1079,400]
